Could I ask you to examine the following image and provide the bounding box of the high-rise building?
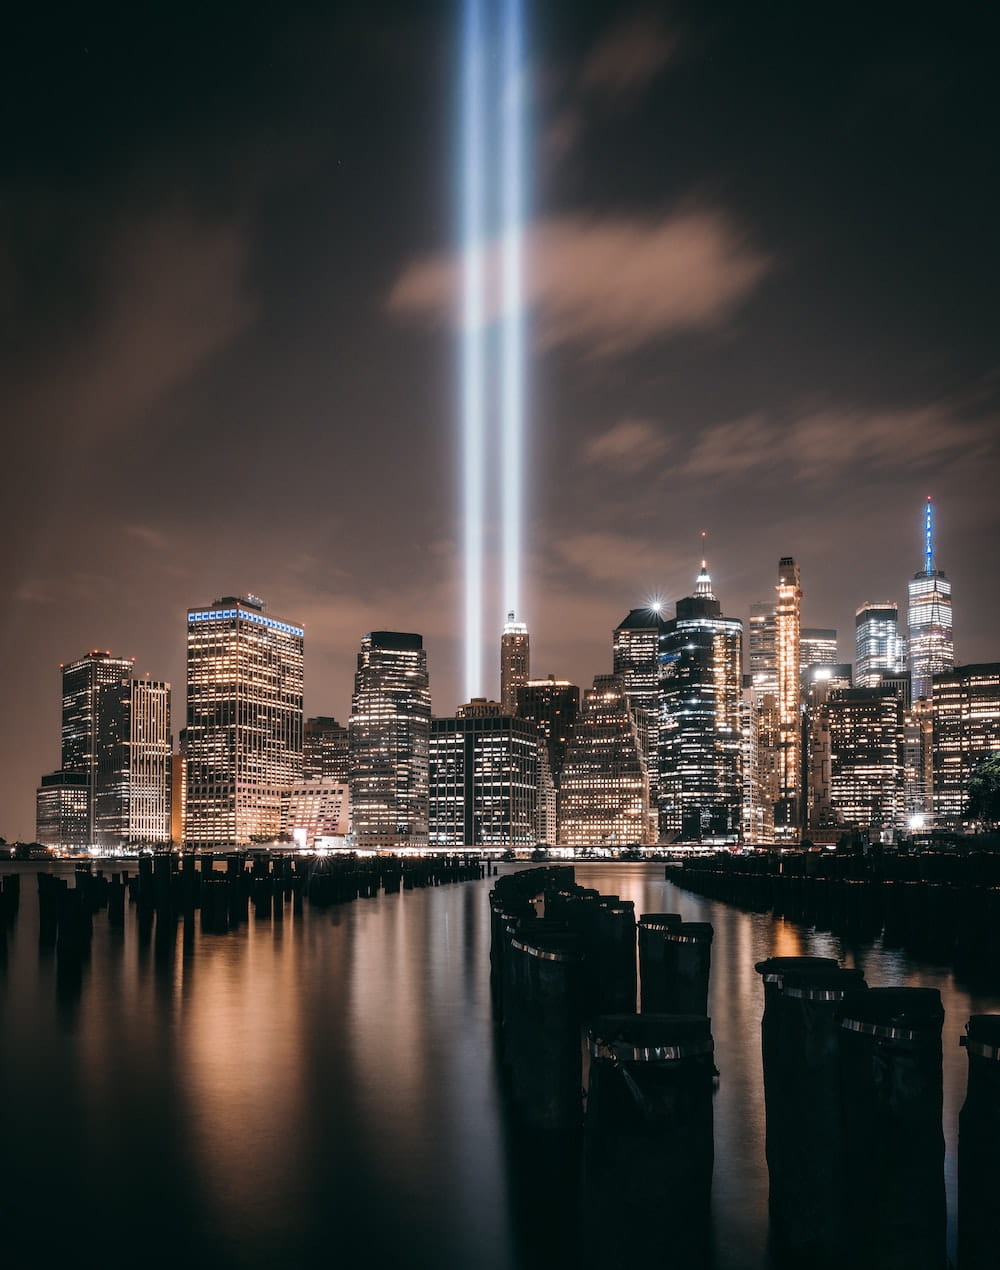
[775,557,803,839]
[428,704,541,847]
[827,686,905,839]
[855,603,907,688]
[558,674,655,847]
[35,771,89,851]
[802,665,853,839]
[748,603,778,694]
[349,631,431,849]
[59,650,135,841]
[932,664,1000,823]
[613,605,670,797]
[170,748,187,846]
[185,596,304,847]
[800,628,838,671]
[741,683,773,845]
[303,716,350,783]
[908,498,954,703]
[515,676,580,786]
[657,563,743,841]
[95,678,172,848]
[500,612,530,715]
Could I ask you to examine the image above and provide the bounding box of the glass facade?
[95,679,172,848]
[558,674,654,847]
[500,613,530,715]
[303,716,350,783]
[855,603,907,688]
[428,711,540,847]
[657,572,743,842]
[827,686,904,839]
[515,676,580,785]
[775,557,802,839]
[908,573,954,703]
[932,664,1000,823]
[185,596,304,847]
[349,631,431,849]
[59,650,135,842]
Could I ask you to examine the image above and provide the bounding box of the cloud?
[679,404,995,482]
[389,209,770,357]
[581,12,676,100]
[583,418,670,473]
[20,210,254,440]
[552,531,667,583]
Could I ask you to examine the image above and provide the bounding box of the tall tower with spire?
[774,556,802,839]
[500,612,530,715]
[908,498,954,702]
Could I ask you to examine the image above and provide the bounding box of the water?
[0,860,995,1269]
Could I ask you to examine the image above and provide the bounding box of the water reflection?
[0,861,995,1269]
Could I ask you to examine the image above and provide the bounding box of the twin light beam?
[461,0,527,702]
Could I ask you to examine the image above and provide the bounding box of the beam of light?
[461,0,486,700]
[500,0,525,625]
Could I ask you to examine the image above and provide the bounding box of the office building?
[855,603,907,688]
[748,603,778,694]
[515,676,580,785]
[35,771,89,851]
[500,613,530,715]
[303,716,350,783]
[909,498,954,703]
[59,650,135,842]
[775,557,803,839]
[801,628,838,674]
[281,780,350,845]
[171,749,186,846]
[428,704,541,847]
[95,678,172,848]
[657,563,743,841]
[933,664,1000,823]
[614,605,670,797]
[741,684,773,845]
[185,596,304,847]
[827,686,905,839]
[559,674,655,847]
[349,631,431,849]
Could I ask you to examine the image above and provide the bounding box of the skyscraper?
[303,716,350,783]
[428,703,541,847]
[349,631,431,848]
[500,612,530,715]
[185,596,304,847]
[515,676,580,785]
[657,562,743,841]
[95,678,172,848]
[932,663,1000,823]
[558,674,654,847]
[800,628,838,672]
[748,603,778,694]
[613,605,669,797]
[908,498,954,703]
[827,686,905,839]
[775,556,802,839]
[60,650,135,842]
[855,603,907,688]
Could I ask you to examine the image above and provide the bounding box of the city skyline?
[2,2,997,837]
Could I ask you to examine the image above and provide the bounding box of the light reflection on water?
[0,860,994,1269]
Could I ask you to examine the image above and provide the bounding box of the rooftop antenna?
[924,496,935,574]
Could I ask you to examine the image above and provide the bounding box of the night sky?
[2,1,997,838]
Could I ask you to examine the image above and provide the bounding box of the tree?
[966,753,1000,828]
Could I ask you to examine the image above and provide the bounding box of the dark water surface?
[1,861,995,1269]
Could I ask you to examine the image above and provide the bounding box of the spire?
[695,560,715,599]
[924,496,935,574]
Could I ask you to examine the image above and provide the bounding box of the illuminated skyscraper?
[827,686,905,839]
[500,612,530,715]
[801,628,838,672]
[349,631,431,849]
[613,605,669,797]
[908,498,954,703]
[303,716,350,782]
[185,596,304,847]
[855,603,907,688]
[428,702,541,847]
[775,556,802,839]
[515,676,580,786]
[657,563,743,841]
[559,674,654,847]
[60,650,135,842]
[95,678,172,848]
[932,663,1000,823]
[748,603,778,694]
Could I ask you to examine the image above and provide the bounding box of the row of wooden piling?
[490,867,717,1269]
[32,852,487,956]
[667,852,1000,980]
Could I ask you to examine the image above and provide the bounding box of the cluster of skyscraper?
[33,502,1000,851]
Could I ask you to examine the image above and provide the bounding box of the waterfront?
[0,860,994,1269]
